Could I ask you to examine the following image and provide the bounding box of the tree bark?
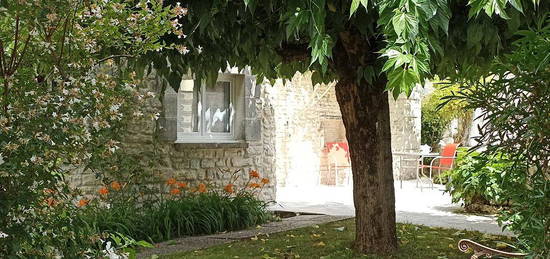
[334,77,398,254]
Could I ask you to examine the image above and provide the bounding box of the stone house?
[71,68,421,201]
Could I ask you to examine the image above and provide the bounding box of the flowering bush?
[0,0,187,257]
[77,169,272,244]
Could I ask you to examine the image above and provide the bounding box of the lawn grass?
[161,218,515,259]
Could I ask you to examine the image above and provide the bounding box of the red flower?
[166,178,177,185]
[177,182,187,188]
[110,181,121,191]
[170,188,181,195]
[45,197,58,207]
[261,178,270,185]
[248,183,261,189]
[98,187,109,195]
[249,170,260,178]
[77,199,89,207]
[198,183,207,193]
[224,184,234,193]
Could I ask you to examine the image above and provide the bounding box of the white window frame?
[176,73,240,143]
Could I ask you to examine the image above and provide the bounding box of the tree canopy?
[149,0,548,97]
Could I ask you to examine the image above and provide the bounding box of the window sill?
[173,141,249,150]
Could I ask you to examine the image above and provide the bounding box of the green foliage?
[448,14,550,256]
[445,151,512,208]
[80,192,271,244]
[421,82,472,148]
[0,0,178,257]
[152,0,548,93]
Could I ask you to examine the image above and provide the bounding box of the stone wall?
[70,70,421,197]
[269,72,422,186]
[389,88,422,179]
[70,69,277,201]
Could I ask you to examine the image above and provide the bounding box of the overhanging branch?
[275,42,310,63]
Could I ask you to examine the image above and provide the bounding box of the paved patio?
[270,180,512,236]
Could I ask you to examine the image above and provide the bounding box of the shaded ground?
[137,215,350,258]
[161,218,514,259]
[272,180,511,235]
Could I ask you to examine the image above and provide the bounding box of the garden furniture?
[393,143,459,190]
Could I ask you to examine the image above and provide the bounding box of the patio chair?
[418,143,460,188]
[325,142,351,186]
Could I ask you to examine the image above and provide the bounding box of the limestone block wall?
[389,88,422,179]
[70,69,277,201]
[266,72,326,187]
[270,72,422,186]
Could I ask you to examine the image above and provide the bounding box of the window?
[176,73,244,142]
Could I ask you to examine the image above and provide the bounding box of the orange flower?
[249,170,260,178]
[224,184,234,193]
[170,188,181,195]
[261,178,270,185]
[166,178,177,185]
[98,187,109,195]
[77,199,89,207]
[177,182,187,188]
[45,197,58,206]
[44,188,55,195]
[110,181,121,191]
[248,183,261,188]
[198,183,207,193]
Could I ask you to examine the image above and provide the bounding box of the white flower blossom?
[151,113,160,121]
[0,231,8,238]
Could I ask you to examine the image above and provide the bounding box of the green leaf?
[350,0,368,17]
[350,0,360,17]
[136,240,154,248]
[508,0,523,13]
[392,11,419,40]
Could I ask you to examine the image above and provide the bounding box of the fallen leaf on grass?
[250,236,259,241]
[313,241,326,247]
[496,242,510,249]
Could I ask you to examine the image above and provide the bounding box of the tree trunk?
[334,77,398,254]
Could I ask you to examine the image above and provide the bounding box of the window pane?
[178,79,200,133]
[205,81,231,133]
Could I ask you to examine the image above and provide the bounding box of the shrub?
[444,152,512,211]
[421,82,472,149]
[0,1,181,257]
[78,169,273,244]
[448,17,549,256]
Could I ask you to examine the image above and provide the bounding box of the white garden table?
[393,151,439,190]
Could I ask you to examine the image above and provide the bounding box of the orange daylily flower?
[261,178,270,185]
[77,199,89,207]
[249,170,260,178]
[166,178,177,185]
[110,181,121,191]
[177,182,187,188]
[198,183,207,193]
[248,183,261,188]
[170,188,181,195]
[45,197,58,207]
[98,187,109,195]
[224,184,234,193]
